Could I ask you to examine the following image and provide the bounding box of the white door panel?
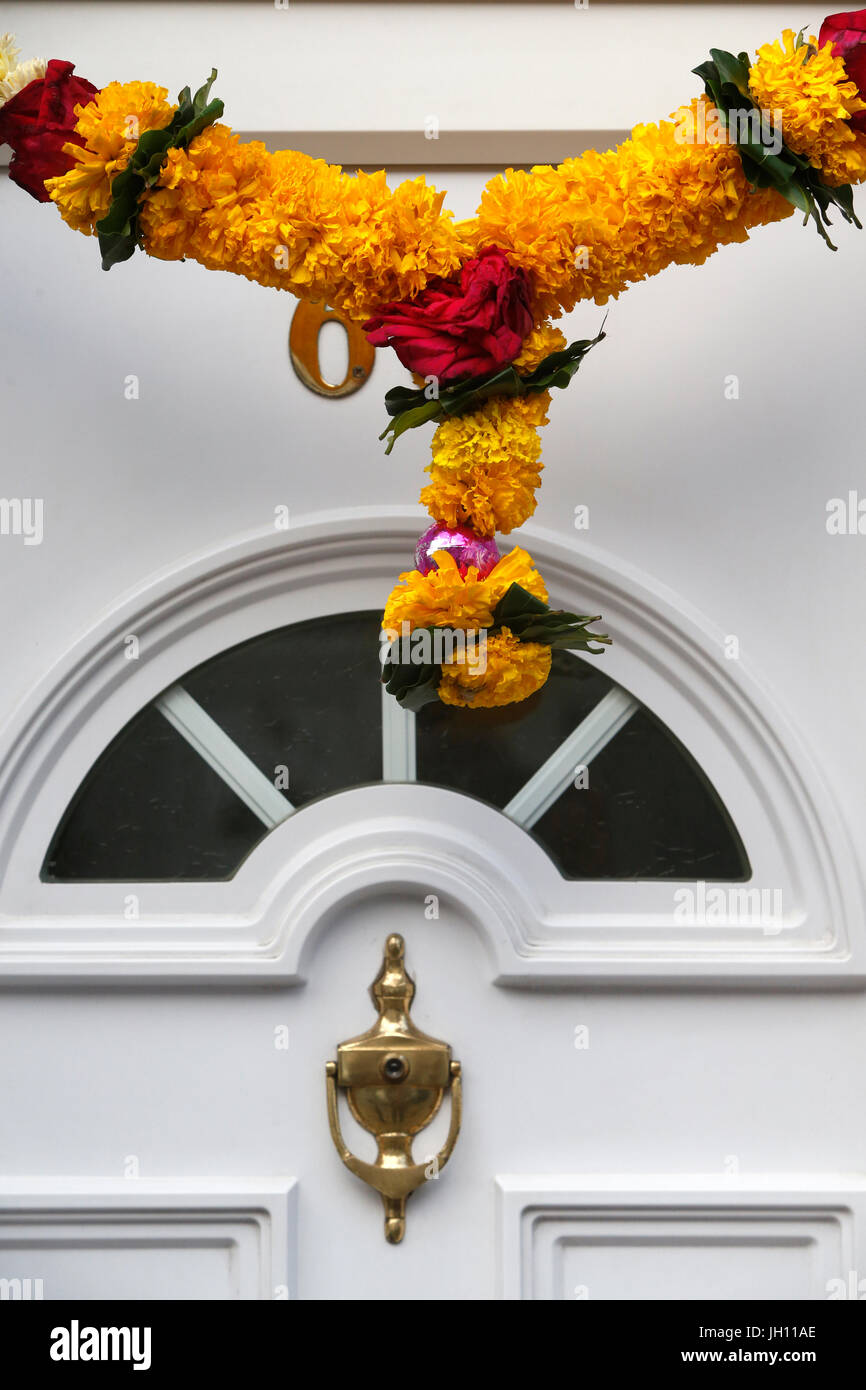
[0,1182,295,1301]
[498,1177,866,1301]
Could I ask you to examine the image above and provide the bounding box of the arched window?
[43,610,748,884]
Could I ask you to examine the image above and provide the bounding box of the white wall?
[0,2,827,136]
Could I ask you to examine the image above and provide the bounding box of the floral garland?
[3,14,866,709]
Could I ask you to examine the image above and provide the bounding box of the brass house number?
[289,298,375,397]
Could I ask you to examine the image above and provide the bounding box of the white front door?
[2,0,865,1305]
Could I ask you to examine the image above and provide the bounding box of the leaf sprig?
[491,582,611,653]
[96,70,224,270]
[693,46,862,249]
[379,324,607,454]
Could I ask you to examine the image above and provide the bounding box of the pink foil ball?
[414,522,500,578]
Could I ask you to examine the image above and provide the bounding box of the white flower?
[0,55,47,109]
[0,34,47,112]
[0,32,21,81]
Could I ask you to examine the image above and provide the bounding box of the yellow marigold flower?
[142,125,294,274]
[473,163,595,318]
[438,627,552,708]
[428,393,549,478]
[421,461,541,537]
[325,171,471,320]
[422,393,549,535]
[47,81,176,232]
[749,30,866,187]
[512,322,567,371]
[383,546,547,633]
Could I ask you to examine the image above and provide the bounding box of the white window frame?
[0,510,859,986]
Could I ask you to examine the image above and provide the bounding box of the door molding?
[496,1174,866,1301]
[0,509,860,986]
[0,1178,296,1301]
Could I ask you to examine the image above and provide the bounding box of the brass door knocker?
[325,934,462,1243]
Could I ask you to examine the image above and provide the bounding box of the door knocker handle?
[325,933,462,1243]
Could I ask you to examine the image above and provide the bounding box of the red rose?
[0,59,98,201]
[364,246,534,385]
[820,9,866,129]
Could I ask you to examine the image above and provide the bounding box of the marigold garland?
[49,108,471,318]
[5,17,866,709]
[474,98,792,320]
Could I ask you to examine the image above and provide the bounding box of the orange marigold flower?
[512,322,568,371]
[438,627,552,708]
[749,29,866,186]
[47,80,176,231]
[422,393,549,535]
[383,546,547,633]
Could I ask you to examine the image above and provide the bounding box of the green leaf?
[829,181,863,229]
[95,167,141,237]
[692,45,862,251]
[492,582,549,626]
[775,178,813,216]
[691,60,720,95]
[379,399,443,453]
[710,48,751,98]
[382,656,443,710]
[96,229,138,269]
[94,70,222,271]
[739,144,798,183]
[394,676,443,711]
[174,97,224,151]
[384,385,428,417]
[379,324,606,450]
[191,69,217,111]
[489,583,611,653]
[510,611,611,649]
[380,625,443,709]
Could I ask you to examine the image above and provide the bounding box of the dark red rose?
[0,59,98,201]
[364,245,534,385]
[820,9,866,129]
